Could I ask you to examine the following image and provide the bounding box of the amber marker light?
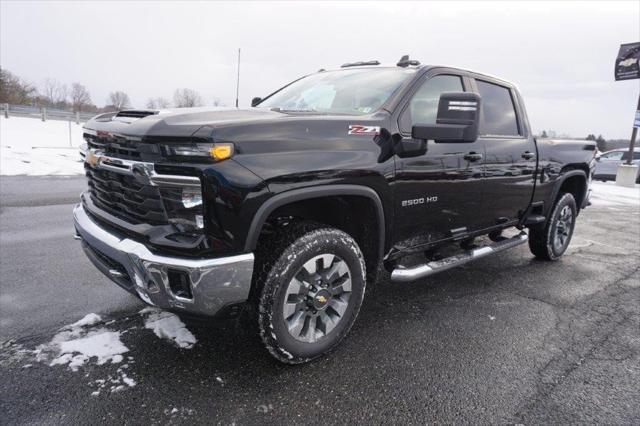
[210,143,234,161]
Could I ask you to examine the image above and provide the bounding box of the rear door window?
[476,80,520,136]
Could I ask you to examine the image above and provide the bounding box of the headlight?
[166,142,234,161]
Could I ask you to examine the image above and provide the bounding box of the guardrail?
[2,103,96,123]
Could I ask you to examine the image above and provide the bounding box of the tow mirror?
[412,92,481,143]
[251,97,262,107]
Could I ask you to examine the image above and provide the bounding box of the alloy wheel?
[282,254,352,343]
[554,205,573,251]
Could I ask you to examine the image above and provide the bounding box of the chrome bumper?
[73,203,254,317]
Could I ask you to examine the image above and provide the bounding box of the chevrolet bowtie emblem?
[316,295,327,303]
[85,149,101,167]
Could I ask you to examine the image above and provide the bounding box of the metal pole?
[42,107,47,121]
[235,48,241,108]
[75,111,80,124]
[625,93,640,165]
[68,119,72,147]
[4,103,8,118]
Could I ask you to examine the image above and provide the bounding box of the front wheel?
[256,223,366,364]
[528,193,577,260]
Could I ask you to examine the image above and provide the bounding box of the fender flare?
[550,169,588,209]
[244,184,385,257]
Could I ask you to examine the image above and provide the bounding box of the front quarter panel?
[228,117,396,250]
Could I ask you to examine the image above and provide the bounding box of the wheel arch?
[245,185,386,282]
[551,167,588,212]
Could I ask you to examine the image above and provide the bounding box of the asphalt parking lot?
[1,176,639,425]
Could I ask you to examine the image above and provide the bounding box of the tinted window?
[399,75,463,133]
[476,80,519,136]
[621,151,640,161]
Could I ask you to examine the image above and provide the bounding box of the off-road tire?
[254,222,366,364]
[528,192,577,260]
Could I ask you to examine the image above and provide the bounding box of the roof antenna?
[397,55,420,67]
[235,48,241,108]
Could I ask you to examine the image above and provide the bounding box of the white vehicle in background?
[593,148,640,183]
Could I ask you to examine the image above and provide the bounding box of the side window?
[621,151,640,161]
[476,80,520,136]
[399,75,463,133]
[602,151,624,161]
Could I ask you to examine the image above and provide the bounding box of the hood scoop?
[113,110,159,123]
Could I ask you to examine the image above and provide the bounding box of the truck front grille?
[85,164,168,225]
[85,133,143,160]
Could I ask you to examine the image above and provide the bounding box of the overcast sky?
[1,1,638,138]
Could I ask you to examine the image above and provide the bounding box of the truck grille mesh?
[85,164,168,225]
[85,134,142,160]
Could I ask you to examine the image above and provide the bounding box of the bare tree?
[70,83,92,112]
[107,91,131,110]
[173,88,203,108]
[156,97,171,108]
[0,68,37,104]
[146,97,171,109]
[42,78,68,107]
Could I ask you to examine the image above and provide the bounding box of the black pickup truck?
[73,56,595,363]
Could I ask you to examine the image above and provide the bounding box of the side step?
[390,232,528,283]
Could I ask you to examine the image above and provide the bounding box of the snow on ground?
[140,307,197,349]
[1,309,198,396]
[0,116,85,175]
[32,313,137,395]
[590,181,639,208]
[36,313,129,369]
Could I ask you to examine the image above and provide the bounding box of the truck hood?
[83,107,386,143]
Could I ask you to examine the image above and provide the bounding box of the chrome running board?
[390,232,528,282]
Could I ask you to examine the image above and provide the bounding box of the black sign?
[615,42,640,81]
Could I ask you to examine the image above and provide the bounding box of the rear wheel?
[255,222,366,364]
[528,193,577,260]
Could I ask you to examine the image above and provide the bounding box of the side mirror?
[412,92,481,143]
[251,97,262,107]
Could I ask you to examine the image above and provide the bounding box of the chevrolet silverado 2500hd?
[73,56,595,363]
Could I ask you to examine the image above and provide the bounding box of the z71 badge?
[348,125,380,136]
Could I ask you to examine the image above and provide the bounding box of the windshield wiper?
[270,107,318,113]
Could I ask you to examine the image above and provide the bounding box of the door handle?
[522,151,536,160]
[463,152,483,162]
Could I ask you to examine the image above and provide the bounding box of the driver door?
[393,72,487,245]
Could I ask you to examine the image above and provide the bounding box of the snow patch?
[590,181,639,207]
[50,330,128,370]
[32,313,137,395]
[1,116,85,175]
[140,308,197,349]
[69,313,103,328]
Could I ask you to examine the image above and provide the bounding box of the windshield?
[259,68,416,115]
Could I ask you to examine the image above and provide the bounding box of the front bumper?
[73,203,254,317]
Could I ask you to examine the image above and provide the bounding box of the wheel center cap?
[312,289,331,310]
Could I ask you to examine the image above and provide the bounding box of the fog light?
[195,215,204,229]
[182,187,202,208]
